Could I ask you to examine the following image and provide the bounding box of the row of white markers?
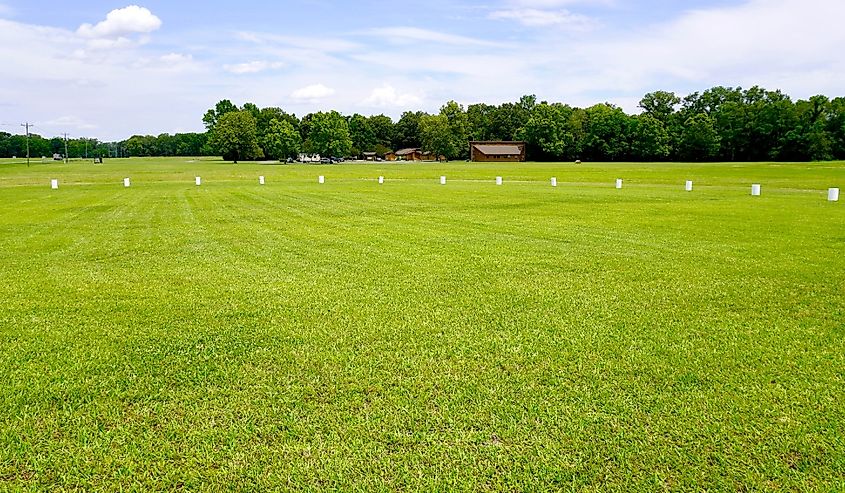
[48,177,842,201]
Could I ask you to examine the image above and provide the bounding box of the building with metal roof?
[470,141,527,162]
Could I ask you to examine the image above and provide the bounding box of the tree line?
[0,131,210,160]
[3,86,843,162]
[200,87,845,162]
[0,133,110,159]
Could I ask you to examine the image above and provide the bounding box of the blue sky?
[0,0,842,140]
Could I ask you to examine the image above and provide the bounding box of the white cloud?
[43,116,98,131]
[506,0,613,6]
[223,60,285,74]
[236,32,360,52]
[365,27,504,47]
[77,5,162,39]
[291,84,336,101]
[489,8,594,28]
[160,53,192,64]
[129,53,201,73]
[362,85,422,108]
[85,37,137,50]
[584,0,845,91]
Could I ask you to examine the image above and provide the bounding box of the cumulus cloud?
[223,60,285,74]
[77,5,162,39]
[362,85,422,108]
[291,84,335,101]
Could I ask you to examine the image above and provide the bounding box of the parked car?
[320,157,332,164]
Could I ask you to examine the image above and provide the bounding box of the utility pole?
[62,133,69,163]
[21,122,31,167]
[84,139,88,159]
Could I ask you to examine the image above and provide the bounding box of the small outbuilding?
[395,148,422,161]
[470,141,527,162]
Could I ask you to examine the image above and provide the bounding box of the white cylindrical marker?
[751,184,761,196]
[829,188,840,202]
[685,180,693,192]
[496,176,503,186]
[440,176,446,185]
[51,179,58,190]
[318,175,325,184]
[195,177,201,186]
[378,176,384,184]
[259,176,265,185]
[124,178,130,188]
[616,179,623,189]
[551,177,557,187]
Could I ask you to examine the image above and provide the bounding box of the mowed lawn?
[0,158,843,490]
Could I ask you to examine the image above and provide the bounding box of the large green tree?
[348,114,375,152]
[517,102,575,160]
[209,110,263,162]
[304,111,352,157]
[419,114,455,161]
[630,114,671,161]
[368,114,395,149]
[257,107,298,151]
[202,100,239,131]
[262,119,302,161]
[393,111,424,150]
[583,103,631,161]
[639,91,680,124]
[467,103,496,141]
[440,101,470,159]
[679,113,721,161]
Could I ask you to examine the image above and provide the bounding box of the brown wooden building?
[470,141,527,162]
[395,148,423,161]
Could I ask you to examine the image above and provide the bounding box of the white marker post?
[259,176,265,185]
[829,188,840,202]
[51,179,58,190]
[318,175,325,184]
[685,180,693,192]
[378,176,384,184]
[751,184,761,196]
[616,179,623,189]
[124,178,131,188]
[195,177,202,186]
[496,176,503,186]
[551,177,557,187]
[440,176,446,185]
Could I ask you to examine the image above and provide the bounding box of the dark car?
[320,157,332,164]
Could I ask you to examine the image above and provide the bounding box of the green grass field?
[1,157,843,490]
